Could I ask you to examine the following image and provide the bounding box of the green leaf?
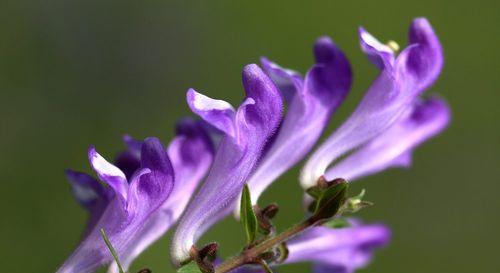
[100,228,125,273]
[240,183,258,244]
[313,180,348,220]
[323,218,351,229]
[305,185,322,199]
[178,262,203,273]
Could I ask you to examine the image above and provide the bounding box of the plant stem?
[214,217,317,273]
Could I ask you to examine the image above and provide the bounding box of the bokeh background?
[1,0,498,272]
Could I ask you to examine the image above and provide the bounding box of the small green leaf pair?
[307,178,349,221]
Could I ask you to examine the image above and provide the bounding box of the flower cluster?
[58,18,449,273]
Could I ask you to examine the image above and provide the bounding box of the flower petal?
[59,138,174,273]
[312,36,352,95]
[88,147,129,204]
[57,173,148,273]
[171,64,283,265]
[108,119,214,273]
[114,152,140,180]
[325,97,450,181]
[405,17,444,91]
[127,137,175,216]
[301,18,443,188]
[286,222,390,271]
[166,118,215,220]
[66,169,110,238]
[260,56,303,102]
[359,27,395,69]
[244,37,351,208]
[107,210,173,273]
[65,169,108,210]
[187,88,236,137]
[313,263,353,273]
[123,134,142,157]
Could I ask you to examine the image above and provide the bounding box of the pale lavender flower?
[242,36,352,207]
[286,221,390,273]
[59,137,174,273]
[325,96,450,181]
[301,18,444,188]
[171,64,283,264]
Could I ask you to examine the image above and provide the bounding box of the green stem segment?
[100,228,125,273]
[214,217,317,273]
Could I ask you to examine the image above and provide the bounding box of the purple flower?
[65,171,111,240]
[242,37,352,207]
[325,96,450,181]
[58,137,174,273]
[286,221,391,273]
[301,18,444,188]
[171,64,283,264]
[108,119,214,273]
[61,120,213,273]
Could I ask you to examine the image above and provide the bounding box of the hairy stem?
[214,216,317,273]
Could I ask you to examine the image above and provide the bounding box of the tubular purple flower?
[65,170,112,238]
[301,18,443,188]
[242,37,351,207]
[58,137,174,273]
[285,222,390,272]
[325,97,450,181]
[171,64,283,265]
[108,119,214,273]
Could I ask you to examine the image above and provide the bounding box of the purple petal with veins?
[325,96,450,181]
[286,221,390,272]
[58,138,174,273]
[171,64,283,265]
[108,119,214,273]
[240,37,351,211]
[301,18,443,188]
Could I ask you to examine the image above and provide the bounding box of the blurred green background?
[1,0,498,272]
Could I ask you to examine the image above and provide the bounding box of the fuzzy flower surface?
[301,18,446,188]
[61,119,213,273]
[107,119,214,273]
[286,221,390,273]
[59,137,174,273]
[171,64,283,264]
[240,36,352,209]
